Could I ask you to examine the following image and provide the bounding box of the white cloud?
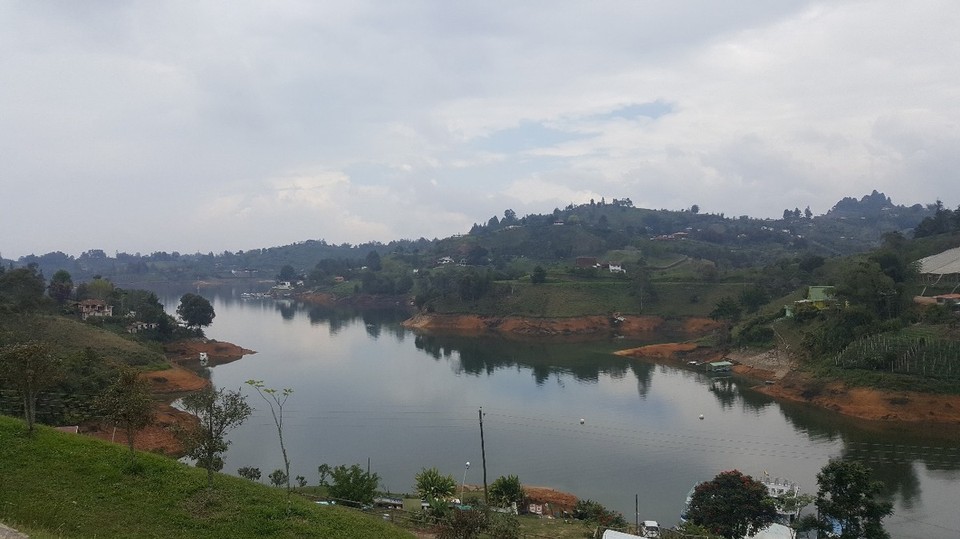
[1,0,957,256]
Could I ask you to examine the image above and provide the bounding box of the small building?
[608,263,625,274]
[76,299,113,320]
[706,361,733,372]
[575,257,598,269]
[794,286,837,313]
[126,321,159,333]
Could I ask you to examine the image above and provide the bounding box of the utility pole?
[479,407,488,505]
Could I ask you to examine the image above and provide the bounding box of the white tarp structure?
[918,246,960,284]
[751,523,796,539]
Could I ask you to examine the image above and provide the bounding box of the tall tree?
[0,266,46,311]
[686,470,777,539]
[815,460,893,539]
[0,342,62,432]
[277,264,297,282]
[177,293,215,329]
[96,367,154,461]
[46,270,73,305]
[365,250,382,271]
[84,277,115,301]
[179,386,252,488]
[247,380,293,494]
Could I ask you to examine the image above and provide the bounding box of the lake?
[155,284,960,538]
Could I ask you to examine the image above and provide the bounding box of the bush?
[268,468,288,488]
[416,467,456,500]
[572,499,626,528]
[328,464,379,506]
[237,466,261,481]
[489,475,525,508]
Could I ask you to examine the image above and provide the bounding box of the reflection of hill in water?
[775,399,960,508]
[412,332,650,385]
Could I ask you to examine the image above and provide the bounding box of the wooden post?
[479,407,488,505]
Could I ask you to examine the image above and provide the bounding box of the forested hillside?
[2,191,935,284]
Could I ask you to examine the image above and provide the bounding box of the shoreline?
[84,339,257,455]
[402,312,724,338]
[617,341,960,425]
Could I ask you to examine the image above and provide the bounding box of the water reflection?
[140,284,960,539]
[411,332,653,386]
[775,397,960,512]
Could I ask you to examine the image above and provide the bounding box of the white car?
[641,520,661,538]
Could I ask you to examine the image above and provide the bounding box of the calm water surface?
[156,285,960,538]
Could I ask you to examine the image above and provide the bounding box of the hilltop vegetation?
[2,191,935,284]
[0,266,197,426]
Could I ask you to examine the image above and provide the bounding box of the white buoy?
[699,414,704,420]
[580,418,585,425]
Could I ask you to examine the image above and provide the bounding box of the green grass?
[513,515,595,538]
[429,276,748,319]
[1,314,166,367]
[0,415,412,538]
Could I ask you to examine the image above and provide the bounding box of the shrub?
[489,475,525,508]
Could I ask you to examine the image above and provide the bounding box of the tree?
[691,204,700,214]
[238,466,261,482]
[0,342,62,432]
[277,264,297,282]
[296,475,307,488]
[318,463,332,486]
[328,463,380,506]
[489,475,525,508]
[247,380,293,494]
[629,265,657,310]
[84,277,115,301]
[710,296,743,322]
[815,460,893,538]
[0,266,47,311]
[96,367,154,461]
[686,470,777,539]
[269,468,288,488]
[47,270,73,305]
[415,467,457,501]
[531,266,547,284]
[177,293,215,329]
[365,250,382,271]
[178,386,252,488]
[738,286,770,314]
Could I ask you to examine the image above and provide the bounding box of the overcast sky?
[2,1,958,258]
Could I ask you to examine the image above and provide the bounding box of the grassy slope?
[0,416,411,539]
[433,277,748,318]
[1,314,166,367]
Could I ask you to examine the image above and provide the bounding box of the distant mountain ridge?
[3,192,937,282]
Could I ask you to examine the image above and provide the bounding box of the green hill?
[0,415,412,538]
